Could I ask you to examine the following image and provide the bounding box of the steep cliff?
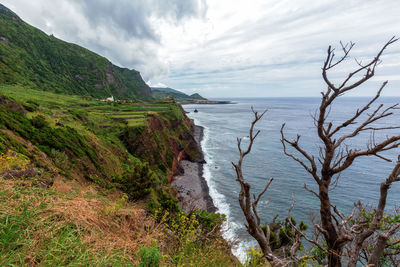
[120,106,203,182]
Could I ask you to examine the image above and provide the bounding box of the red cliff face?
[121,113,201,182]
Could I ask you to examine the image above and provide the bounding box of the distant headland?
[151,87,234,104]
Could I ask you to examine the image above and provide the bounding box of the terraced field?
[0,85,177,129]
[88,105,170,127]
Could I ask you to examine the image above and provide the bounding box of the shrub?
[31,115,48,128]
[192,210,226,232]
[49,148,71,171]
[112,162,157,200]
[0,150,30,172]
[157,191,179,213]
[22,100,39,112]
[261,216,308,252]
[246,248,267,267]
[137,245,161,267]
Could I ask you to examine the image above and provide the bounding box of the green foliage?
[35,225,90,265]
[0,99,101,170]
[85,174,112,189]
[192,210,226,232]
[114,193,129,212]
[311,243,328,263]
[151,208,235,266]
[30,114,48,128]
[158,191,180,213]
[101,193,130,216]
[246,248,267,267]
[0,206,32,253]
[0,150,30,172]
[22,99,39,112]
[0,131,28,155]
[351,208,400,266]
[0,5,151,100]
[137,245,162,267]
[112,162,157,200]
[70,109,88,122]
[261,216,308,252]
[147,189,180,216]
[49,148,71,171]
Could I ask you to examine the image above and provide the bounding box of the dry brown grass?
[0,176,166,265]
[52,178,166,254]
[52,196,163,253]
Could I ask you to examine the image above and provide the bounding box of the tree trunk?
[319,181,342,267]
[368,234,386,266]
[328,246,342,267]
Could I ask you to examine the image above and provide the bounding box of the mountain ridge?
[0,3,151,100]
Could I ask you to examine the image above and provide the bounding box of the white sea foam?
[194,118,252,263]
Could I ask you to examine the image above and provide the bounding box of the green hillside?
[0,4,151,100]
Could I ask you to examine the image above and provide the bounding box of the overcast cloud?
[1,0,400,97]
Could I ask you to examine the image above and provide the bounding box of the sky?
[2,0,400,97]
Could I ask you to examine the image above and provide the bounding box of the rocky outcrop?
[0,36,9,43]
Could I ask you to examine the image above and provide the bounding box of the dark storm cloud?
[71,0,207,41]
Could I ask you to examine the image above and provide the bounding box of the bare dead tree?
[231,108,283,265]
[232,109,309,267]
[281,36,400,267]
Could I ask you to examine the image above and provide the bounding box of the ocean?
[183,97,400,261]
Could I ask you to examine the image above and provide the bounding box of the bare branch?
[252,178,273,225]
[281,124,320,184]
[334,98,399,148]
[333,136,400,174]
[328,81,387,138]
[287,195,328,253]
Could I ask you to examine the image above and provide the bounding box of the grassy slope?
[0,85,238,266]
[0,4,151,100]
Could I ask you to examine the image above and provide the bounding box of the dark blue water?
[183,97,400,261]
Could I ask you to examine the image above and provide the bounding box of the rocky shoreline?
[172,125,216,213]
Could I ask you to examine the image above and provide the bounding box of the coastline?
[172,125,216,213]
